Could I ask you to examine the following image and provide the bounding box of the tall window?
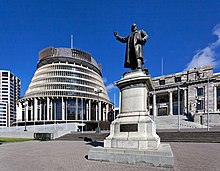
[217,87,220,110]
[197,87,204,96]
[196,100,204,110]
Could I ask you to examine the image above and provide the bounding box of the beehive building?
[17,47,113,126]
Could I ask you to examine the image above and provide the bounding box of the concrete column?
[47,97,50,120]
[88,99,91,121]
[65,99,68,121]
[76,98,78,120]
[86,100,89,121]
[81,98,84,120]
[184,89,187,114]
[106,104,109,121]
[30,101,33,121]
[62,97,65,120]
[34,98,38,121]
[50,100,53,120]
[153,93,157,117]
[25,101,28,121]
[169,91,173,115]
[16,102,22,122]
[96,102,98,121]
[99,101,102,121]
[214,86,217,112]
[103,103,108,121]
[39,100,42,120]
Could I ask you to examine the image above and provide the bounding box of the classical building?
[149,65,220,125]
[16,47,113,128]
[0,70,21,127]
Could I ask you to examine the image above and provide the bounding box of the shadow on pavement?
[86,141,104,147]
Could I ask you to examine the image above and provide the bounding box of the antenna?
[161,57,164,76]
[71,34,74,49]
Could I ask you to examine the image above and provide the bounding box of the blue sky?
[1,0,220,107]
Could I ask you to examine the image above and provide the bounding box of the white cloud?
[106,83,116,92]
[213,23,220,39]
[102,77,107,84]
[185,23,220,71]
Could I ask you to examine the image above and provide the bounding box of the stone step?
[158,132,220,142]
[55,131,220,143]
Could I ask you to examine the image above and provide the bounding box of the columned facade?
[169,91,173,115]
[17,47,113,125]
[149,65,220,125]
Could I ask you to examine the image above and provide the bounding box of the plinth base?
[88,143,174,168]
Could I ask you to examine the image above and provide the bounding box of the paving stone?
[0,141,219,170]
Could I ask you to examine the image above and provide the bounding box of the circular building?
[17,47,113,129]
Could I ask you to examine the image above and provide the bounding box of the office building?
[0,70,21,127]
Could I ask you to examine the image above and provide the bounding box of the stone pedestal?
[88,69,174,167]
[105,69,160,150]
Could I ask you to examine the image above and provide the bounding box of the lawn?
[0,137,33,143]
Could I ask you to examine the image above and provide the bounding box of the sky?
[1,0,220,107]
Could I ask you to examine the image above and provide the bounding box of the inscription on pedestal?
[120,124,138,132]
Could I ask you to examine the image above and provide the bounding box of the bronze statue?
[114,24,149,70]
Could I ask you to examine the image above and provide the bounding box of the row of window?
[158,77,182,85]
[38,65,97,76]
[0,98,8,100]
[29,84,94,93]
[36,64,99,79]
[25,91,106,101]
[34,71,99,83]
[30,77,98,89]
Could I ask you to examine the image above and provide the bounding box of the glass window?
[217,87,220,110]
[196,100,204,110]
[159,80,165,85]
[175,77,181,83]
[2,72,8,77]
[197,87,204,96]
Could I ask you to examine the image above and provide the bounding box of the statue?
[114,24,149,70]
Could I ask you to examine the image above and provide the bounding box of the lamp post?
[178,84,180,132]
[65,100,68,130]
[94,87,103,133]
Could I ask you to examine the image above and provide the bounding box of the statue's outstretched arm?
[114,32,127,43]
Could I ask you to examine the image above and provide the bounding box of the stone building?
[150,65,220,125]
[16,47,113,128]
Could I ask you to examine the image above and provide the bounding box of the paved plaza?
[0,140,220,171]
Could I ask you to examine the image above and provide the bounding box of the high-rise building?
[17,47,113,128]
[0,70,21,127]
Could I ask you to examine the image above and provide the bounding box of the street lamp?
[94,87,103,133]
